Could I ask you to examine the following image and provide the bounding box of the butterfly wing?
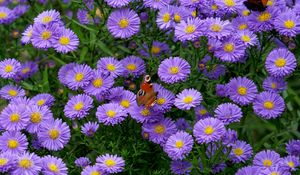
[244,0,267,11]
[136,89,146,106]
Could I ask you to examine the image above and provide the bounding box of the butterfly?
[243,0,268,12]
[136,75,158,109]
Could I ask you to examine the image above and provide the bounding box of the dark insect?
[136,75,158,109]
[243,0,268,12]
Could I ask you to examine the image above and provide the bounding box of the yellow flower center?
[118,18,129,28]
[27,30,33,37]
[74,102,84,111]
[267,0,273,6]
[7,139,18,149]
[106,110,116,118]
[264,101,274,109]
[274,58,286,67]
[174,14,181,23]
[19,159,32,169]
[223,43,234,52]
[210,24,222,32]
[241,35,251,42]
[93,78,103,88]
[183,96,193,104]
[126,64,136,71]
[30,112,42,123]
[49,129,60,139]
[238,24,248,30]
[162,13,171,23]
[42,16,52,23]
[59,36,70,45]
[48,163,59,172]
[8,89,17,97]
[211,4,218,10]
[4,65,13,73]
[242,10,250,16]
[284,20,295,29]
[263,159,272,167]
[106,64,116,71]
[199,109,207,115]
[175,140,184,148]
[154,124,165,134]
[41,31,51,40]
[237,86,247,95]
[192,10,197,17]
[287,161,295,168]
[90,171,100,175]
[0,12,7,19]
[37,99,45,106]
[157,98,165,105]
[270,172,279,175]
[141,109,150,116]
[224,0,235,7]
[10,113,20,122]
[151,46,161,54]
[185,25,196,34]
[233,148,244,156]
[258,12,271,22]
[75,73,84,82]
[204,126,214,135]
[271,83,277,89]
[120,100,130,108]
[21,68,30,74]
[0,158,8,166]
[105,159,116,167]
[169,66,179,74]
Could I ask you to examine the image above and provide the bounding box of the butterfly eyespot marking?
[138,89,145,96]
[149,84,153,88]
[144,75,151,82]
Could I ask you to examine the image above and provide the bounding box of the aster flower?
[75,157,91,168]
[0,7,12,24]
[12,5,29,18]
[21,25,33,44]
[215,0,244,13]
[164,131,194,160]
[0,131,28,154]
[158,57,190,84]
[16,61,38,80]
[97,57,124,78]
[0,85,25,100]
[226,77,258,106]
[253,150,281,169]
[172,6,191,24]
[202,64,226,80]
[214,103,243,125]
[121,56,145,77]
[204,17,233,39]
[265,48,297,77]
[38,118,71,151]
[286,139,300,157]
[34,9,61,25]
[273,11,300,37]
[129,102,163,123]
[111,90,135,110]
[53,27,79,53]
[230,140,253,163]
[174,88,202,110]
[104,0,131,7]
[236,30,258,47]
[193,117,226,144]
[31,23,61,49]
[170,160,192,175]
[232,17,250,31]
[77,9,90,24]
[215,84,228,97]
[65,64,93,90]
[152,85,175,112]
[235,166,261,175]
[104,86,125,101]
[0,58,21,79]
[280,155,299,171]
[259,166,290,175]
[175,118,191,131]
[0,152,16,173]
[81,121,99,137]
[194,105,212,120]
[212,163,227,174]
[0,104,29,131]
[30,93,55,107]
[11,152,41,175]
[64,94,94,120]
[96,154,125,174]
[139,41,170,58]
[96,103,127,126]
[41,155,68,175]
[263,76,287,93]
[58,62,78,86]
[214,38,246,62]
[156,6,174,30]
[179,0,201,7]
[26,105,53,133]
[142,118,177,145]
[174,17,204,42]
[248,8,278,32]
[107,8,140,39]
[253,91,285,119]
[207,38,222,52]
[143,0,170,9]
[221,129,238,146]
[81,165,107,175]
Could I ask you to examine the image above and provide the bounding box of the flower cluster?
[0,1,29,24]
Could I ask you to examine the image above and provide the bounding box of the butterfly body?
[243,0,268,11]
[136,75,158,109]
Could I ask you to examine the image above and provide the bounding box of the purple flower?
[174,17,204,42]
[26,105,53,133]
[30,93,55,107]
[0,131,28,154]
[97,57,124,78]
[38,118,71,151]
[0,85,25,100]
[214,38,246,62]
[193,117,226,144]
[31,23,61,49]
[34,9,61,25]
[158,57,191,84]
[16,61,38,80]
[0,58,21,79]
[214,103,243,125]
[226,77,258,106]
[104,0,131,8]
[53,27,79,53]
[221,128,238,146]
[248,8,278,32]
[0,7,13,24]
[0,152,17,173]
[286,139,300,157]
[236,30,258,47]
[230,140,253,163]
[274,10,300,37]
[259,166,290,175]
[64,94,93,120]
[194,105,212,120]
[170,160,192,175]
[164,131,194,160]
[235,166,260,175]
[77,9,90,24]
[0,104,29,131]
[204,17,233,39]
[280,155,299,171]
[107,8,140,39]
[253,150,281,169]
[215,84,228,97]
[75,157,91,168]
[41,155,68,175]
[81,121,99,137]
[263,76,287,93]
[96,103,127,126]
[129,102,163,123]
[152,84,175,112]
[58,63,78,86]
[253,91,285,119]
[121,56,145,77]
[175,118,191,131]
[265,48,297,77]
[21,25,33,44]
[215,0,244,13]
[83,70,114,96]
[232,16,250,31]
[65,64,93,90]
[143,0,170,9]
[81,165,107,175]
[139,41,170,58]
[175,88,202,110]
[142,117,177,145]
[112,90,135,110]
[11,152,41,175]
[96,154,125,173]
[179,0,201,7]
[156,6,174,30]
